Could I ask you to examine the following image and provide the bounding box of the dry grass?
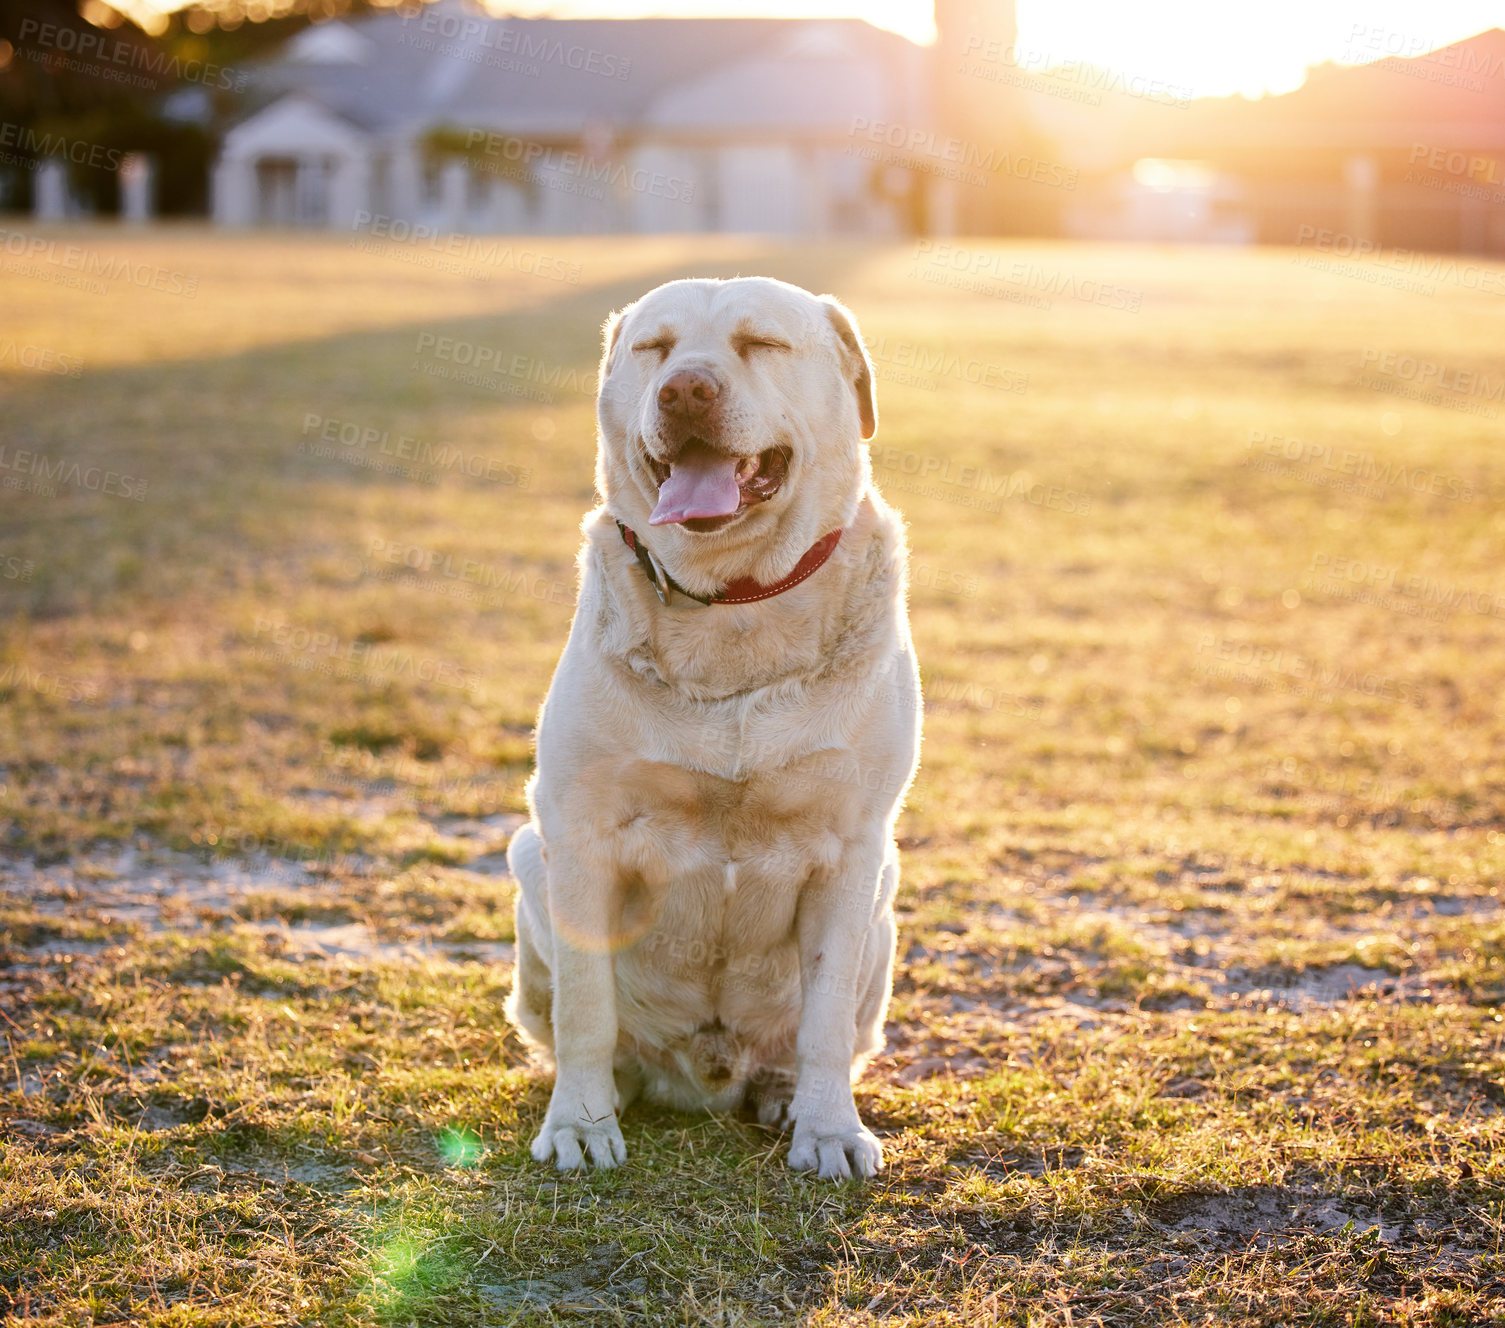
[1,226,1503,1325]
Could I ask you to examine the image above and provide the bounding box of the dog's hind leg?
[853,853,899,1070]
[505,822,557,1063]
[613,1057,644,1113]
[749,1064,798,1130]
[853,907,895,1070]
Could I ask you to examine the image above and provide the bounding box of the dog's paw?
[754,1087,794,1130]
[788,1123,883,1180]
[531,1113,626,1171]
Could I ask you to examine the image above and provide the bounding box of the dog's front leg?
[787,840,886,1180]
[530,846,626,1171]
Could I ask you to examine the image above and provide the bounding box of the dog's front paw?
[788,1122,883,1180]
[531,1112,626,1171]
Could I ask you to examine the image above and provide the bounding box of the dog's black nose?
[658,368,720,419]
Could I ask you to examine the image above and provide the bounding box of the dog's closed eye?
[735,335,792,357]
[632,337,675,359]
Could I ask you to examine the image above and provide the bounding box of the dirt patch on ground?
[475,1242,648,1313]
[0,825,523,972]
[1156,1185,1402,1247]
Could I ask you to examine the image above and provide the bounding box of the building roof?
[1114,27,1505,159]
[641,26,907,137]
[238,2,929,141]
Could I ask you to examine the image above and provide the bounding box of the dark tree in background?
[0,0,394,214]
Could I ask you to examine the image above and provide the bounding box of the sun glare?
[480,0,936,42]
[474,0,1505,99]
[1018,0,1505,98]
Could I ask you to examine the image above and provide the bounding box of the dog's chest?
[636,613,828,703]
[603,757,849,1046]
[608,756,849,904]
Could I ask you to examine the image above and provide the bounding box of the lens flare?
[435,1125,484,1168]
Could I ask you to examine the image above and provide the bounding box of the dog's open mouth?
[647,439,790,532]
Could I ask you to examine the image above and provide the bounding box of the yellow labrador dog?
[506,276,921,1180]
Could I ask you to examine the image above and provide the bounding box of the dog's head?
[595,277,876,590]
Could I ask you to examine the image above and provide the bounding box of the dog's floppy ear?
[821,297,877,441]
[599,309,626,384]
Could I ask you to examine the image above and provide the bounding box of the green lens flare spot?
[374,1234,421,1286]
[436,1125,484,1168]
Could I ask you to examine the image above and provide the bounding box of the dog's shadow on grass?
[334,1086,897,1323]
[8,1028,1468,1323]
[1,238,882,620]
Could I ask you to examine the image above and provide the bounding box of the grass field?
[1,226,1503,1326]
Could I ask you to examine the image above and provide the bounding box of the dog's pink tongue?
[649,445,742,525]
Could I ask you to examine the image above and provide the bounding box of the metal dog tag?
[639,544,707,609]
[624,524,715,609]
[641,544,672,604]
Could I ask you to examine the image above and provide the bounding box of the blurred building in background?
[4,0,1503,252]
[208,3,935,235]
[1066,28,1505,255]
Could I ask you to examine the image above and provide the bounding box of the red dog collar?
[617,523,842,607]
